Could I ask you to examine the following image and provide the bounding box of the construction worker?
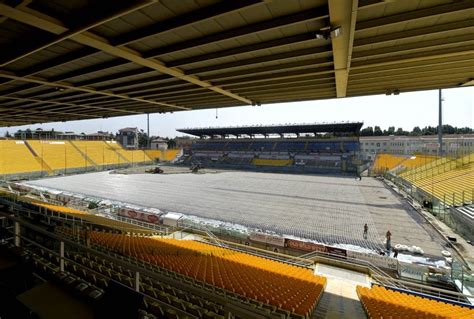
[363,223,368,239]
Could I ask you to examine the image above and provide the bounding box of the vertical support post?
[135,271,140,292]
[14,221,20,247]
[60,241,65,272]
[147,113,150,149]
[438,89,443,156]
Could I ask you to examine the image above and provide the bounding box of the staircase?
[312,264,368,319]
[103,141,129,164]
[69,140,97,167]
[24,141,54,175]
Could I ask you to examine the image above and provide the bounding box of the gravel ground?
[25,171,444,256]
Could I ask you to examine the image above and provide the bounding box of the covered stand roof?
[0,0,473,127]
[178,122,363,138]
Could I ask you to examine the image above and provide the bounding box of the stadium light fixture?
[315,26,341,40]
[460,78,474,86]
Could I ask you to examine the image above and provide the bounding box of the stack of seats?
[398,153,474,205]
[89,232,326,318]
[33,202,156,234]
[63,249,223,318]
[28,140,88,171]
[105,141,152,163]
[372,154,408,174]
[71,141,125,166]
[252,158,294,166]
[0,140,42,175]
[357,285,473,319]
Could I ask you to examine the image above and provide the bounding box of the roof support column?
[329,0,358,97]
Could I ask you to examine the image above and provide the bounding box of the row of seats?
[0,139,173,176]
[61,248,224,319]
[372,154,409,174]
[0,140,43,174]
[88,231,326,317]
[192,140,359,153]
[252,158,294,166]
[399,154,471,181]
[35,202,157,234]
[357,285,473,319]
[398,153,474,205]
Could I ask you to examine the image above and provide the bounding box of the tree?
[167,139,177,149]
[137,129,149,148]
[360,126,374,136]
[374,126,383,136]
[395,127,408,136]
[411,126,422,136]
[387,126,395,135]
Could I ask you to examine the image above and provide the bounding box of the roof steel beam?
[0,97,102,119]
[0,70,187,112]
[353,34,474,60]
[111,0,264,46]
[0,1,264,91]
[356,1,474,31]
[351,45,474,70]
[0,3,252,105]
[0,0,156,67]
[355,20,474,47]
[329,0,358,98]
[143,6,329,58]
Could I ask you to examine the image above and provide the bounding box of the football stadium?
[0,1,474,319]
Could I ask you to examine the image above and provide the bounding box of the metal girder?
[5,31,327,100]
[354,20,474,47]
[348,76,468,93]
[350,63,474,82]
[0,0,265,95]
[111,0,264,46]
[0,0,156,67]
[0,70,188,111]
[0,0,31,24]
[350,55,474,76]
[0,97,102,119]
[353,34,474,60]
[76,68,154,87]
[143,6,329,58]
[329,0,358,98]
[20,51,333,105]
[356,1,474,31]
[210,66,335,86]
[200,57,333,81]
[167,32,318,67]
[0,3,252,106]
[351,45,474,70]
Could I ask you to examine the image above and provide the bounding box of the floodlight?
[460,79,474,86]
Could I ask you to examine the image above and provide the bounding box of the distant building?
[150,138,168,150]
[14,128,63,140]
[86,131,113,141]
[360,135,474,160]
[117,127,139,149]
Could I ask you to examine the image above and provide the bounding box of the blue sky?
[1,87,472,138]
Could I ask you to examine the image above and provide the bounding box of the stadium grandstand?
[0,139,179,179]
[0,0,474,318]
[178,122,362,174]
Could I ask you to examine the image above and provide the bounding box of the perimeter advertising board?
[346,250,398,271]
[249,232,285,247]
[118,208,161,224]
[286,239,327,253]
